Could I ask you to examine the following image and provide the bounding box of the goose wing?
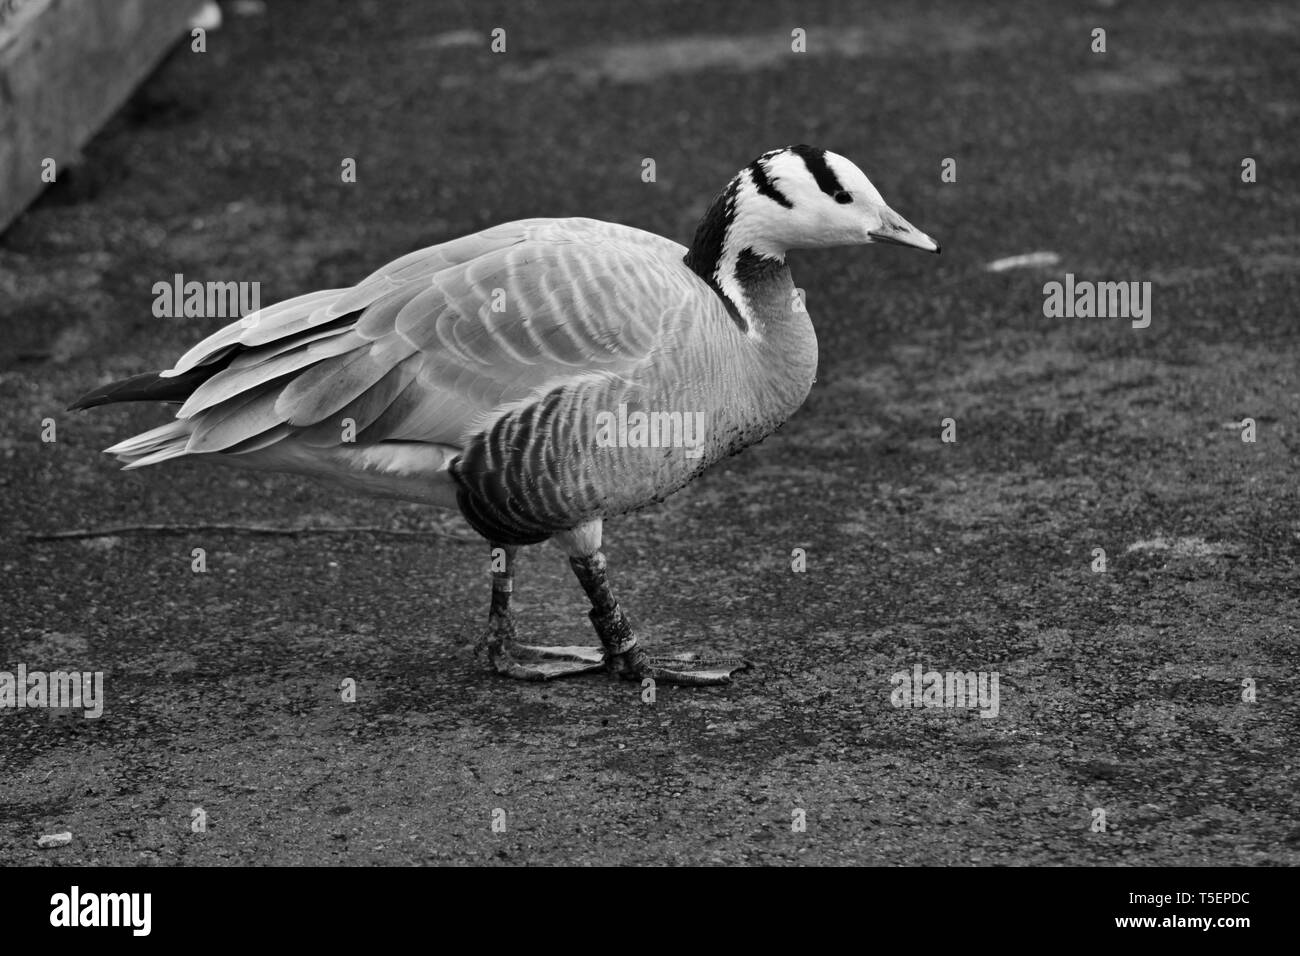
[170,218,703,455]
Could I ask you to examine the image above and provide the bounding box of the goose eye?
[833,190,853,204]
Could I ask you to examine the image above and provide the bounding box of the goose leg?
[566,547,752,687]
[483,544,605,680]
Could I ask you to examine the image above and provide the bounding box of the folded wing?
[142,219,696,463]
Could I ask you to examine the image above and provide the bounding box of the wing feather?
[293,353,426,446]
[179,330,368,418]
[225,322,353,370]
[154,219,702,462]
[186,380,291,452]
[165,289,343,376]
[275,338,418,427]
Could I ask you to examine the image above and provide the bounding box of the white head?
[682,145,940,338]
[729,145,940,258]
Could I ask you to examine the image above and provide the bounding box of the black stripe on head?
[787,144,845,199]
[747,159,793,209]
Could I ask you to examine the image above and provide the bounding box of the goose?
[71,145,939,686]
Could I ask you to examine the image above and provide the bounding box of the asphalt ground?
[1,0,1297,864]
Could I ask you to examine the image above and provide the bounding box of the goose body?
[74,146,938,685]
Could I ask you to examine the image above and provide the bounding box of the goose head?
[723,144,940,258]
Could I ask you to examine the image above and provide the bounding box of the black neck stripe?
[683,176,737,285]
[748,160,793,209]
[788,144,843,198]
[683,176,748,333]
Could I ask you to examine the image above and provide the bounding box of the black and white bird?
[72,145,939,686]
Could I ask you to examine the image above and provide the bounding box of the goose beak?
[869,208,941,254]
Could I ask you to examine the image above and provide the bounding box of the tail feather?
[70,277,419,472]
[104,420,193,468]
[120,443,193,471]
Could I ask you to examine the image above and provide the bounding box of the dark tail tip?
[70,347,240,412]
[68,370,193,412]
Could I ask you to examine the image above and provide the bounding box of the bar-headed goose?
[72,145,939,686]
